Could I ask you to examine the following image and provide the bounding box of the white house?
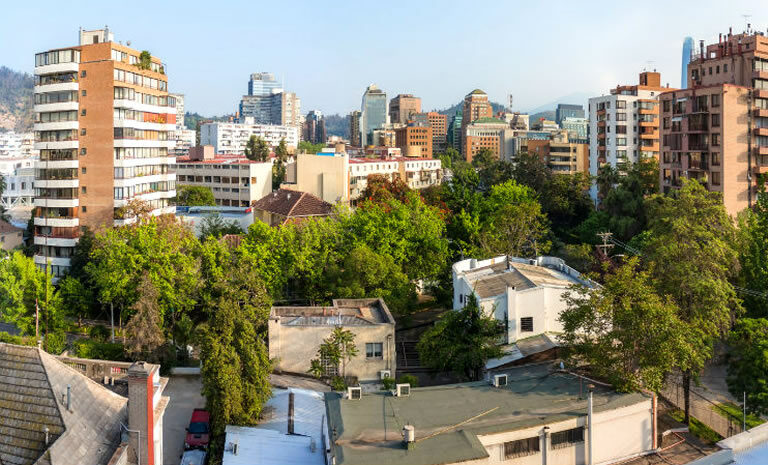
[452,255,594,345]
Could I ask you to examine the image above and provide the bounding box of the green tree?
[417,294,503,380]
[298,140,325,154]
[199,214,243,240]
[175,185,216,206]
[197,257,272,456]
[478,181,550,258]
[275,138,289,161]
[137,50,152,70]
[645,180,741,424]
[244,135,270,161]
[737,184,768,318]
[308,327,359,380]
[726,318,768,415]
[595,164,619,202]
[0,251,60,336]
[559,258,690,392]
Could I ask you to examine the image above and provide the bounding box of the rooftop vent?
[347,386,362,400]
[396,383,410,397]
[492,374,508,388]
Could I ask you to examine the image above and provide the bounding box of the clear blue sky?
[1,0,765,116]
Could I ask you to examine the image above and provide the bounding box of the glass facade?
[681,37,694,89]
[361,85,387,146]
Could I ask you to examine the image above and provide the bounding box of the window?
[712,134,721,147]
[616,112,627,121]
[504,437,539,459]
[81,128,86,136]
[711,152,721,165]
[551,427,585,449]
[520,317,534,332]
[81,109,86,116]
[711,171,721,186]
[81,206,87,213]
[616,137,627,146]
[616,100,626,109]
[81,90,87,97]
[366,342,383,359]
[80,148,87,155]
[711,94,720,107]
[81,167,87,174]
[81,186,87,194]
[724,64,728,72]
[80,70,86,78]
[712,114,720,127]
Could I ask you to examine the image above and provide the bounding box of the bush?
[397,374,419,387]
[88,325,111,342]
[330,376,347,391]
[382,377,396,391]
[45,331,67,355]
[73,339,126,361]
[0,331,36,346]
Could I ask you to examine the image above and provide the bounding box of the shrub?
[45,331,67,355]
[73,339,126,361]
[0,331,36,346]
[330,376,347,391]
[382,377,396,391]
[88,325,111,342]
[397,374,419,387]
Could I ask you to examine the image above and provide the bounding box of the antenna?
[644,60,655,72]
[508,94,513,112]
[742,14,752,33]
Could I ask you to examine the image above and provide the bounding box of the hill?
[0,66,34,131]
[184,112,235,130]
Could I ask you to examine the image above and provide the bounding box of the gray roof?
[0,344,128,465]
[465,260,585,299]
[271,299,395,326]
[325,364,649,465]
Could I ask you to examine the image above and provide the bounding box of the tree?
[297,141,325,154]
[308,327,359,380]
[124,274,165,361]
[559,258,690,392]
[359,174,411,203]
[137,50,152,70]
[726,318,768,415]
[737,184,768,318]
[478,181,550,258]
[595,164,619,202]
[417,294,503,380]
[175,186,216,207]
[0,252,60,337]
[199,214,243,240]
[645,180,741,424]
[244,135,269,162]
[275,138,289,161]
[197,257,272,456]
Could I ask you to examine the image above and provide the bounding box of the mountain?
[0,66,34,131]
[524,92,593,118]
[325,113,348,138]
[184,112,235,130]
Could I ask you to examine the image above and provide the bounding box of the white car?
[180,450,206,465]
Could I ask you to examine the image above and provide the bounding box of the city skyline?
[1,0,766,116]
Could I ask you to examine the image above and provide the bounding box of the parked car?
[184,409,210,450]
[180,449,206,465]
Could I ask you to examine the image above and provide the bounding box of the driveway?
[162,375,205,465]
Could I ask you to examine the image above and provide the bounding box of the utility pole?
[596,232,614,257]
[744,391,747,431]
[35,298,39,341]
[110,302,115,343]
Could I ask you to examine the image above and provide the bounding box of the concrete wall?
[284,153,349,204]
[0,228,23,251]
[268,321,395,382]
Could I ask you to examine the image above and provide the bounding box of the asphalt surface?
[162,376,205,465]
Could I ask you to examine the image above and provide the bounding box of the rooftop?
[325,364,649,465]
[0,343,129,465]
[252,189,333,220]
[470,117,507,125]
[176,154,266,165]
[270,298,395,326]
[0,219,23,234]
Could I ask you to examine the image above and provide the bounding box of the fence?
[660,378,743,438]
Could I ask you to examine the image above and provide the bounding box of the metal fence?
[660,378,743,438]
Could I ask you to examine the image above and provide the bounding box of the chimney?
[128,361,156,465]
[288,391,295,435]
[587,384,595,465]
[699,40,705,59]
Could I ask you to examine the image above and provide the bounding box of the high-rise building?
[659,28,768,215]
[200,120,299,154]
[463,117,513,162]
[238,72,301,126]
[303,110,326,144]
[389,94,421,124]
[561,117,588,141]
[395,123,433,158]
[527,130,589,175]
[448,109,463,151]
[349,110,361,146]
[681,37,694,89]
[412,112,448,154]
[171,92,185,128]
[588,71,672,200]
[360,84,388,147]
[555,104,585,125]
[461,89,493,157]
[33,28,177,278]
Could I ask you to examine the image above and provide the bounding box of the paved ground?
[270,373,330,391]
[162,375,205,465]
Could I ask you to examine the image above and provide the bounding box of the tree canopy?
[175,185,216,207]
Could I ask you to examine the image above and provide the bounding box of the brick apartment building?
[528,130,589,174]
[389,94,421,125]
[413,111,448,153]
[659,28,768,215]
[395,123,433,157]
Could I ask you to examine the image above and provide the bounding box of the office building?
[461,89,493,157]
[561,116,588,140]
[348,110,361,146]
[238,72,301,127]
[531,118,559,132]
[176,145,272,207]
[413,111,448,153]
[395,123,433,157]
[555,103,585,125]
[389,94,421,124]
[33,28,177,278]
[463,117,513,162]
[372,126,398,147]
[682,37,694,89]
[360,84,388,146]
[588,71,672,200]
[448,109,462,151]
[303,110,326,144]
[200,120,298,154]
[528,130,589,174]
[659,28,768,215]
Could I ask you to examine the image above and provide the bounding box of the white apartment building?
[171,127,196,157]
[176,146,272,207]
[0,131,36,158]
[452,255,594,345]
[2,164,35,209]
[201,119,299,155]
[588,72,669,200]
[170,92,185,128]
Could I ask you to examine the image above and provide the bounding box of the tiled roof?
[0,344,128,465]
[252,189,332,219]
[0,220,22,234]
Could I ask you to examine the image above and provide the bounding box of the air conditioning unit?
[347,386,362,400]
[492,374,508,388]
[396,383,411,397]
[379,370,392,380]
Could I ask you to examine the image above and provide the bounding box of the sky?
[1,0,766,116]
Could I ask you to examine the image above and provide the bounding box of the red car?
[184,409,210,450]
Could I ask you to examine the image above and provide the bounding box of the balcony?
[755,146,768,156]
[639,118,658,127]
[34,198,79,208]
[688,159,709,171]
[754,127,768,137]
[754,108,768,118]
[688,144,709,151]
[640,130,659,139]
[754,70,768,80]
[34,217,79,228]
[755,89,768,99]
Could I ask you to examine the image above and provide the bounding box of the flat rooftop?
[461,257,589,299]
[271,298,395,326]
[325,364,649,465]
